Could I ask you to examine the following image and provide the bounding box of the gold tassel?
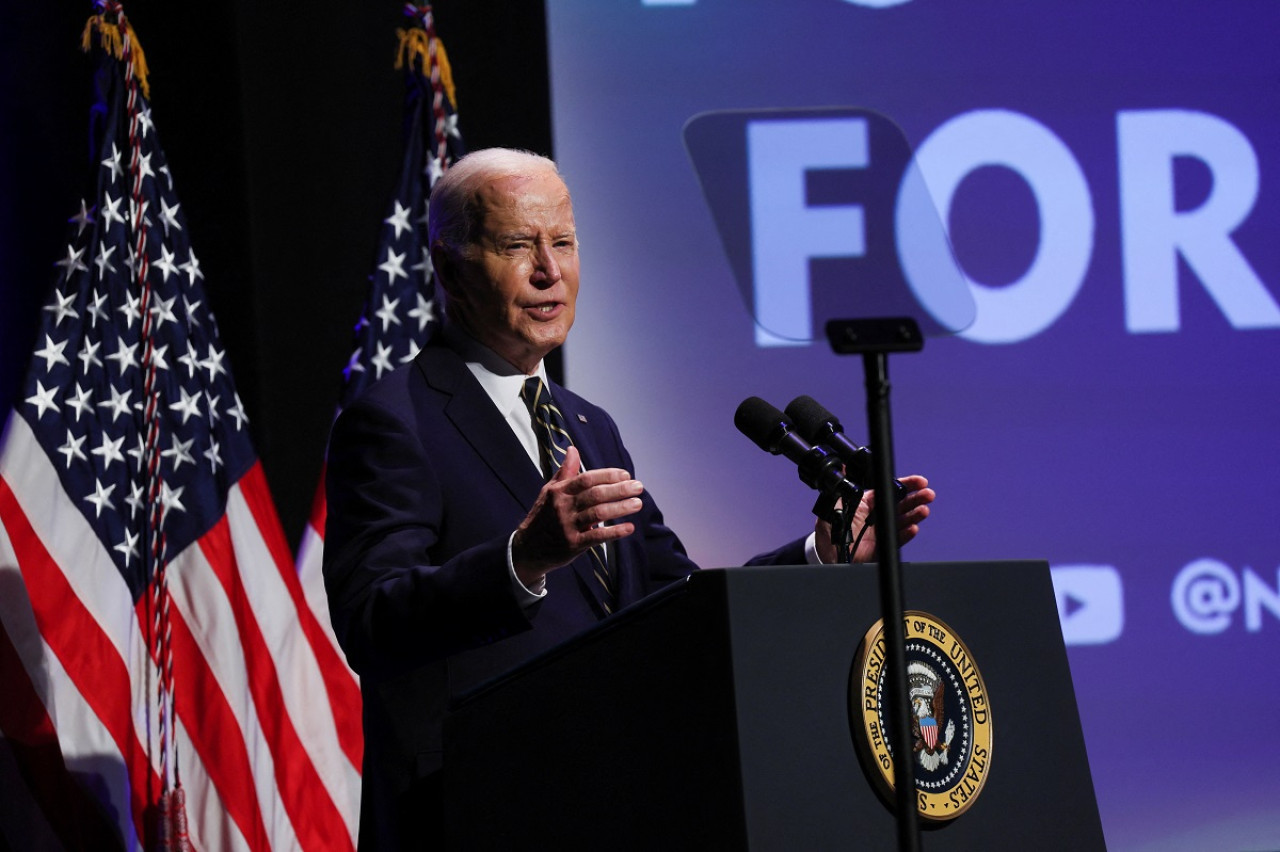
[394,26,427,74]
[394,26,457,110]
[81,12,152,100]
[436,40,456,109]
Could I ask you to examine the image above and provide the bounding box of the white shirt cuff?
[508,530,547,606]
[804,531,824,565]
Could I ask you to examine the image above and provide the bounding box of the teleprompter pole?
[826,317,924,852]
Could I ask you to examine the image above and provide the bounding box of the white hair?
[427,148,563,256]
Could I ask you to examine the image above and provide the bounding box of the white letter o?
[902,109,1095,344]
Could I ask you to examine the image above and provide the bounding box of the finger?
[896,477,933,506]
[577,521,636,546]
[897,493,934,515]
[571,479,644,526]
[575,478,644,508]
[552,446,583,481]
[894,506,930,538]
[575,494,644,528]
[897,474,929,491]
[564,466,635,492]
[901,489,936,514]
[898,504,930,526]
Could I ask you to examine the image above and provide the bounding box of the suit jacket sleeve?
[322,386,533,680]
[744,535,810,566]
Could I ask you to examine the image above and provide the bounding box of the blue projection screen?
[546,2,1280,849]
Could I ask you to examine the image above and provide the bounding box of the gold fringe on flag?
[81,10,152,100]
[395,25,457,109]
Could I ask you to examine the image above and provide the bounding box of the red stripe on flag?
[241,463,362,769]
[0,475,155,843]
[0,621,123,851]
[162,594,273,850]
[197,509,355,851]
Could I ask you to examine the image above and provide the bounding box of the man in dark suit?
[323,148,934,848]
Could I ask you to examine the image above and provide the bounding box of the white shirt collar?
[443,323,546,466]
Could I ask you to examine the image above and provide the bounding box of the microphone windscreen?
[784,395,838,441]
[734,396,787,452]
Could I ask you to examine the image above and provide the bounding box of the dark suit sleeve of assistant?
[743,535,810,567]
[322,393,531,679]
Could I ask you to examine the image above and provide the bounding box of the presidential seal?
[849,611,993,821]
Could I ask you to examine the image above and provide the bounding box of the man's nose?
[532,241,561,286]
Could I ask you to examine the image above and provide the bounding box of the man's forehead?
[478,173,570,205]
[476,173,575,231]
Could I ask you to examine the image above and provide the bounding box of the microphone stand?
[826,317,924,852]
[812,481,861,564]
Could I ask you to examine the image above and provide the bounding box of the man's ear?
[431,245,460,298]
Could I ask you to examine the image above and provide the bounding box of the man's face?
[444,171,579,374]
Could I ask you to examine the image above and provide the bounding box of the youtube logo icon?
[1051,565,1125,645]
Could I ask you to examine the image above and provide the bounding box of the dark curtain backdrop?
[0,1,553,548]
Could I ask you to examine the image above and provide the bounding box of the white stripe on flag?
[295,518,353,682]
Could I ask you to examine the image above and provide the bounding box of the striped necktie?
[521,376,618,613]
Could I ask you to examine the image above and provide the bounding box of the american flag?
[293,4,465,654]
[0,4,358,848]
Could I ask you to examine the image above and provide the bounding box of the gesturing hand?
[511,446,645,587]
[815,474,936,564]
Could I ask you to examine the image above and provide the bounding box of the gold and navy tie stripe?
[521,377,618,612]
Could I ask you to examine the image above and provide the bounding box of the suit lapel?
[547,383,604,472]
[415,345,544,508]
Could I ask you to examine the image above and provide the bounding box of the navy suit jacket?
[324,340,805,848]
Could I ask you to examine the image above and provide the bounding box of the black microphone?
[785,395,905,500]
[733,397,851,495]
